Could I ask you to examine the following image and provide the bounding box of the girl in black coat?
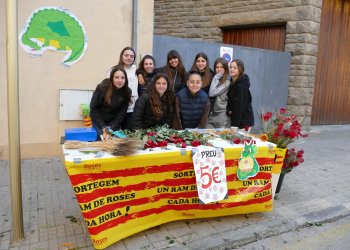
[159,50,187,94]
[131,73,175,129]
[226,59,254,131]
[90,66,131,140]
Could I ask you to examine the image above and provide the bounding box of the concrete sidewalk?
[1,125,350,250]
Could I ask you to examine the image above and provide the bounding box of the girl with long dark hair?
[159,50,186,93]
[226,59,254,131]
[136,55,159,96]
[131,73,175,129]
[90,66,131,140]
[189,52,214,94]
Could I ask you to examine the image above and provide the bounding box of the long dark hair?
[105,66,131,105]
[190,52,211,88]
[231,59,245,83]
[165,50,186,86]
[117,46,136,67]
[148,73,175,120]
[138,54,156,78]
[213,58,229,84]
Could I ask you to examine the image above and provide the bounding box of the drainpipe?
[132,0,138,61]
[6,0,25,242]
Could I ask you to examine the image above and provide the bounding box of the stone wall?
[154,0,324,129]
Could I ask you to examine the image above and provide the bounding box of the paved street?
[1,125,350,250]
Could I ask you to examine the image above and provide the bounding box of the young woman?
[226,59,254,131]
[90,66,131,140]
[173,71,210,130]
[109,47,138,129]
[207,58,231,128]
[188,52,214,94]
[136,55,159,96]
[132,73,175,129]
[159,50,186,94]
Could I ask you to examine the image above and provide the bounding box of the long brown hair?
[213,58,229,84]
[190,52,211,88]
[231,59,245,83]
[117,46,136,67]
[148,73,175,120]
[105,66,131,105]
[165,50,186,87]
[138,54,156,78]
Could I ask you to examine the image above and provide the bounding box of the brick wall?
[154,0,323,129]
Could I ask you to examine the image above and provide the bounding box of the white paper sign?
[220,46,233,64]
[192,146,228,204]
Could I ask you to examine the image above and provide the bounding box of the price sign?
[192,146,228,204]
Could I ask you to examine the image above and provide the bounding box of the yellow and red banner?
[63,145,277,249]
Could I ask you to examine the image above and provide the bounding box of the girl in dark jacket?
[159,50,187,94]
[90,66,131,140]
[188,52,214,94]
[226,59,254,131]
[136,55,159,96]
[131,73,175,129]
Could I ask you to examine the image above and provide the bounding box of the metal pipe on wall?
[6,0,24,242]
[132,0,138,61]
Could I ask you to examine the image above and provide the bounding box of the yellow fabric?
[63,145,278,249]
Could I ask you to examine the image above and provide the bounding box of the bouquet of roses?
[260,107,307,149]
[282,147,304,174]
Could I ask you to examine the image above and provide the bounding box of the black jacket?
[173,88,210,130]
[226,74,254,128]
[131,93,173,129]
[90,79,131,131]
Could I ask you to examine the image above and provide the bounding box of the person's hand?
[138,74,145,85]
[102,127,111,140]
[214,71,224,79]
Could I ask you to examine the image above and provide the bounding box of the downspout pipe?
[132,0,138,61]
[6,0,25,242]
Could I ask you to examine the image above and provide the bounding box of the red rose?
[191,140,201,147]
[147,131,157,136]
[279,108,286,114]
[233,138,241,144]
[156,140,168,147]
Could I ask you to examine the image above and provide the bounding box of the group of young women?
[90,47,254,140]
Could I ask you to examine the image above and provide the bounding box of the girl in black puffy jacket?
[131,73,175,129]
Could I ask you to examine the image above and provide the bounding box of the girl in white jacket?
[108,47,138,129]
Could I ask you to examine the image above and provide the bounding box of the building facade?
[154,0,350,128]
[0,0,154,159]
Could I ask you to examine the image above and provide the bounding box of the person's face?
[215,62,225,74]
[169,57,179,68]
[229,62,240,79]
[143,58,155,73]
[122,49,135,67]
[113,70,126,89]
[195,56,207,72]
[155,77,168,97]
[187,74,202,95]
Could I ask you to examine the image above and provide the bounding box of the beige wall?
[0,0,154,159]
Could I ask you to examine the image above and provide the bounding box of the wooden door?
[223,25,286,51]
[312,0,350,124]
